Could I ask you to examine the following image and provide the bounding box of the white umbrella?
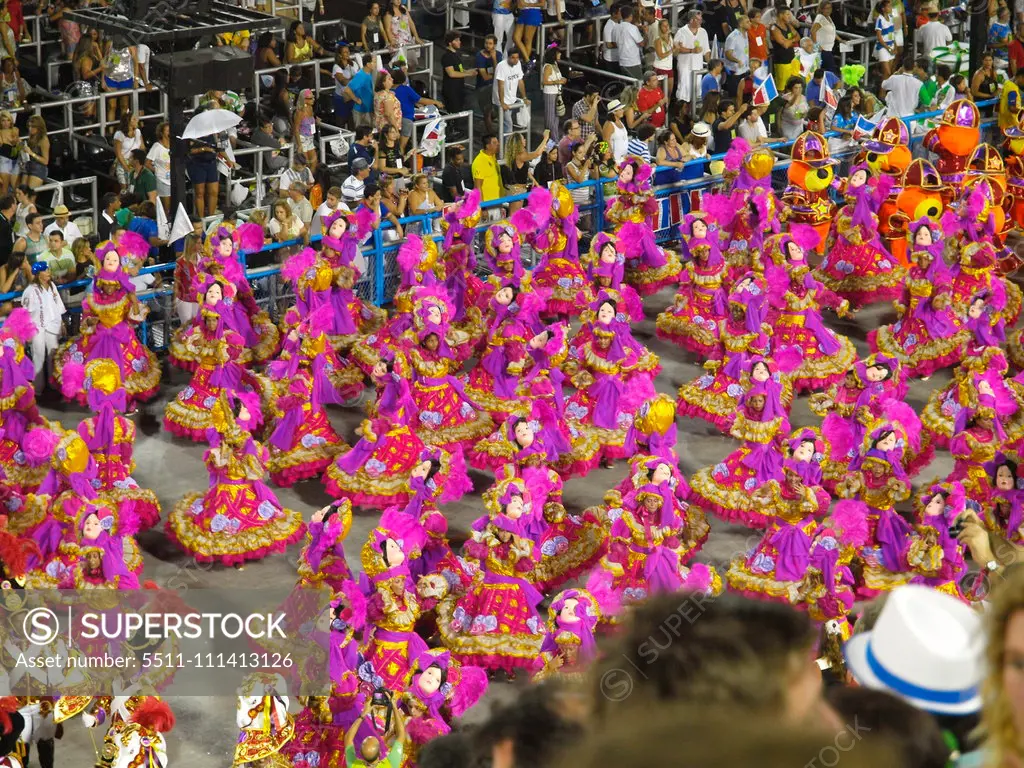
[181,109,242,140]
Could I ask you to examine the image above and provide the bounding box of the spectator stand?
[0,100,999,354]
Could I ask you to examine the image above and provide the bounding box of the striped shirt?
[626,136,651,163]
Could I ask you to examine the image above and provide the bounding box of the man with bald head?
[344,692,407,768]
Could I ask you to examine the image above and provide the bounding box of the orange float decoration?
[890,159,947,269]
[1003,110,1024,232]
[780,131,836,254]
[922,99,981,205]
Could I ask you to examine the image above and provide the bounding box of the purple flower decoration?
[696,375,714,390]
[606,507,623,522]
[13,450,25,465]
[131,358,144,372]
[419,411,443,427]
[751,552,775,573]
[190,499,203,515]
[878,259,892,270]
[726,383,743,398]
[712,462,728,478]
[257,501,277,520]
[459,401,474,418]
[203,396,217,408]
[71,350,84,364]
[623,587,648,602]
[210,514,230,533]
[4,497,21,512]
[693,315,705,326]
[182,386,195,399]
[526,615,541,634]
[470,615,498,634]
[743,477,757,491]
[365,458,387,477]
[556,277,572,290]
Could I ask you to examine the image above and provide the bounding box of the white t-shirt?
[493,59,523,107]
[616,21,644,68]
[341,174,365,204]
[146,142,171,186]
[316,201,340,220]
[113,128,143,164]
[918,20,953,58]
[44,219,83,245]
[332,61,360,97]
[279,166,314,192]
[881,72,922,118]
[603,19,620,63]
[723,27,749,74]
[737,117,768,142]
[674,25,708,71]
[813,13,836,51]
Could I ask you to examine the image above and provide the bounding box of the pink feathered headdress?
[60,361,85,400]
[0,308,37,344]
[828,500,870,548]
[701,191,742,229]
[233,222,265,255]
[723,138,751,173]
[281,247,318,284]
[455,188,481,221]
[617,220,654,261]
[397,233,426,273]
[116,231,150,263]
[510,186,553,235]
[881,399,922,453]
[334,579,368,632]
[22,427,61,467]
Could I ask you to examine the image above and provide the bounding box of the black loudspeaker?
[151,47,254,99]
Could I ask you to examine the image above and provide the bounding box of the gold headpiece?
[53,432,90,476]
[85,359,122,396]
[549,182,574,219]
[634,395,676,437]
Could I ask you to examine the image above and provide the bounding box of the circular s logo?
[23,607,59,645]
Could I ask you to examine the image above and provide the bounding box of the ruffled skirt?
[816,239,905,308]
[322,426,424,510]
[53,326,160,405]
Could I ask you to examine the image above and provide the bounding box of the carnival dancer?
[482,221,525,287]
[166,392,304,566]
[296,502,353,592]
[763,240,857,393]
[868,219,967,378]
[317,208,387,346]
[235,674,294,766]
[949,395,1011,502]
[360,511,432,691]
[0,310,53,493]
[689,377,791,528]
[834,415,921,599]
[726,444,854,620]
[815,165,905,308]
[396,288,493,452]
[59,360,161,531]
[533,589,601,683]
[581,232,644,324]
[53,499,141,589]
[51,242,159,408]
[604,158,682,295]
[980,453,1024,546]
[711,139,780,276]
[264,316,349,487]
[654,212,728,357]
[201,223,280,363]
[463,282,547,420]
[441,189,489,321]
[163,300,270,443]
[677,276,788,433]
[395,649,487,767]
[563,292,659,466]
[515,184,593,318]
[907,481,971,601]
[586,481,721,623]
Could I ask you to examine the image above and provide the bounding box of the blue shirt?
[349,70,374,114]
[476,50,502,90]
[806,71,840,105]
[394,84,421,121]
[700,73,721,100]
[831,112,856,131]
[128,216,160,258]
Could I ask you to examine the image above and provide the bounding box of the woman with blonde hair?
[618,85,644,131]
[268,199,306,259]
[979,564,1024,768]
[501,129,547,212]
[19,114,49,188]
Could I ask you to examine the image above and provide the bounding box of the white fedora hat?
[844,584,984,716]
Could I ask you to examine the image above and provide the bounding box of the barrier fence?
[0,100,1000,351]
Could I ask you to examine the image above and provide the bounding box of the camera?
[948,515,965,539]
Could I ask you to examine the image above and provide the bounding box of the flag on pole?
[710,35,720,60]
[156,199,169,240]
[751,73,778,107]
[822,76,838,110]
[168,203,193,244]
[852,115,878,141]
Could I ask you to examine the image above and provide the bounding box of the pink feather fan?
[723,138,751,173]
[0,308,38,343]
[773,345,803,375]
[821,413,855,463]
[397,233,425,273]
[353,206,377,237]
[617,220,650,260]
[456,188,482,220]
[450,664,489,718]
[829,500,870,548]
[234,222,265,255]
[438,445,473,504]
[281,247,318,284]
[701,192,741,228]
[336,579,368,631]
[60,361,85,400]
[511,186,552,235]
[788,223,821,251]
[117,231,151,262]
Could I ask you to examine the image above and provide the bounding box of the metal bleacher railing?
[0,99,1000,351]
